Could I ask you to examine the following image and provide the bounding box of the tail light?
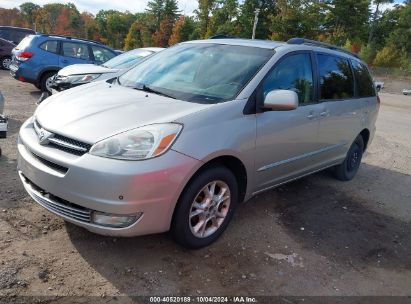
[16,51,33,61]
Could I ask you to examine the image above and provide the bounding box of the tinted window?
[62,42,90,60]
[317,54,354,100]
[0,30,9,42]
[91,46,116,63]
[351,60,376,97]
[39,41,58,54]
[263,53,314,104]
[0,28,33,44]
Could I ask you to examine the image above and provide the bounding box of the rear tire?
[1,56,11,70]
[40,71,56,94]
[171,166,238,249]
[334,135,364,181]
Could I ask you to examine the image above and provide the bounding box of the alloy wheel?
[2,58,11,70]
[189,180,231,238]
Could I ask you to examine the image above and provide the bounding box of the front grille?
[20,173,91,223]
[34,119,92,156]
[30,150,68,174]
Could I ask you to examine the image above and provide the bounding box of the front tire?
[334,136,364,181]
[171,166,238,249]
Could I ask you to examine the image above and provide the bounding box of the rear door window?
[317,54,354,100]
[62,42,90,60]
[351,60,376,97]
[39,41,59,54]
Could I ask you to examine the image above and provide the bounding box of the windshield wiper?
[135,84,176,99]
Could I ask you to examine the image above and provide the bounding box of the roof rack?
[287,37,359,58]
[39,34,103,45]
[209,34,237,39]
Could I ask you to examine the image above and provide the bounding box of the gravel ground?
[0,70,411,300]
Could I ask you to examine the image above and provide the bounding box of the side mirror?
[263,90,299,111]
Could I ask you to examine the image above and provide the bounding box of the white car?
[403,88,411,95]
[50,47,164,93]
[374,81,384,92]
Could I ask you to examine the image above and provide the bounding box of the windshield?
[119,43,274,103]
[104,49,154,69]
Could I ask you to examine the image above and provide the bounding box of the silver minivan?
[17,38,379,248]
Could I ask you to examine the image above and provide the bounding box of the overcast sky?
[1,0,198,15]
[0,0,405,15]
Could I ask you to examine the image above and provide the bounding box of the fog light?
[91,211,142,228]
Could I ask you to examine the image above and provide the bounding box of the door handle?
[62,59,68,63]
[320,111,328,118]
[307,112,316,120]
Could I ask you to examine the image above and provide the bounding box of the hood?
[58,64,118,76]
[35,82,213,144]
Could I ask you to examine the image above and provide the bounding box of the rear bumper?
[9,62,37,85]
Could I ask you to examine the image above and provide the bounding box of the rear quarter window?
[317,54,354,100]
[15,36,34,50]
[351,60,376,97]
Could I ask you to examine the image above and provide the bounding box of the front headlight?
[67,74,101,84]
[89,123,182,160]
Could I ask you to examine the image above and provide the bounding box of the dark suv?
[9,34,117,93]
[0,26,36,45]
[0,38,15,70]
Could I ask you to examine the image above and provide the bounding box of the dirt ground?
[1,69,411,301]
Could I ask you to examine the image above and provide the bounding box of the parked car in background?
[0,26,36,45]
[0,38,15,70]
[51,47,164,93]
[374,81,384,92]
[403,88,411,95]
[18,38,379,248]
[0,91,7,157]
[9,34,118,93]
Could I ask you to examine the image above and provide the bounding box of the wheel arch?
[359,128,370,151]
[170,154,248,228]
[37,68,60,86]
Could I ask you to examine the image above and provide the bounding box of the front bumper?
[17,118,201,236]
[50,82,82,94]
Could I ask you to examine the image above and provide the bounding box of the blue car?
[9,34,118,93]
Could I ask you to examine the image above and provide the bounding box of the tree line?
[0,0,410,69]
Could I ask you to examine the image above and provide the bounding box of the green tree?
[42,3,66,33]
[124,21,144,49]
[324,0,370,45]
[368,0,394,44]
[207,0,239,37]
[237,0,276,39]
[386,2,411,56]
[147,0,164,26]
[169,16,196,45]
[373,45,408,68]
[195,0,217,38]
[147,0,179,26]
[19,2,40,29]
[270,0,327,41]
